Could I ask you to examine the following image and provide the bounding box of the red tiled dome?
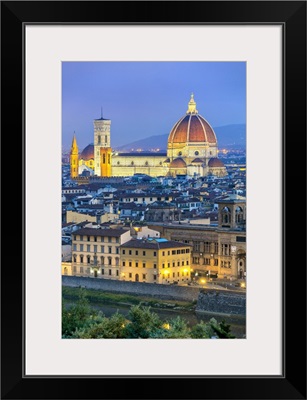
[80,144,94,160]
[208,157,225,168]
[168,114,217,144]
[169,158,187,168]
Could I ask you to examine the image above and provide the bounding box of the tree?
[209,318,236,339]
[124,304,163,338]
[62,288,92,337]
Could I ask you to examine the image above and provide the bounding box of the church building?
[70,94,227,178]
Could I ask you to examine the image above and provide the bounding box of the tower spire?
[101,106,103,119]
[187,93,198,114]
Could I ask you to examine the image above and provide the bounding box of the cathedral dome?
[168,94,217,145]
[80,144,94,160]
[208,157,225,167]
[169,157,187,168]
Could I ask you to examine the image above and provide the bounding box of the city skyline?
[62,61,246,151]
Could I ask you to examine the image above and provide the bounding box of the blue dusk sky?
[62,62,246,152]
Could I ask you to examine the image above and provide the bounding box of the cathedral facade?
[70,94,227,178]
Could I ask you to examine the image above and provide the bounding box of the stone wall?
[62,276,246,316]
[196,290,246,316]
[62,275,200,301]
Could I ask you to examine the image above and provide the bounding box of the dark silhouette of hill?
[114,124,246,151]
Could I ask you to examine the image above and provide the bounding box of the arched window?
[73,255,77,263]
[131,161,134,166]
[64,267,68,275]
[115,257,120,266]
[87,256,91,264]
[235,206,244,224]
[145,161,148,166]
[100,256,105,265]
[222,207,231,224]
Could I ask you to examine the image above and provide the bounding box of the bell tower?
[70,134,79,179]
[93,111,112,176]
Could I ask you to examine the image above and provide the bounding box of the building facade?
[148,195,246,279]
[120,238,192,284]
[71,227,131,279]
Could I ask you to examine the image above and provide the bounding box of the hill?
[114,124,246,152]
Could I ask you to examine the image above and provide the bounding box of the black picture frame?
[1,1,306,399]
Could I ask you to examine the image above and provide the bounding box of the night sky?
[62,62,246,152]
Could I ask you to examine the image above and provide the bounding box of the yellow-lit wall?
[120,244,191,284]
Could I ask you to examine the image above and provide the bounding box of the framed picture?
[1,1,306,399]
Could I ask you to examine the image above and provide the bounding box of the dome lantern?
[187,93,198,114]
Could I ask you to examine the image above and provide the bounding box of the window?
[79,235,83,241]
[108,247,112,254]
[193,257,200,264]
[167,263,170,268]
[80,267,84,274]
[73,255,77,263]
[236,236,246,242]
[182,261,184,266]
[73,235,77,241]
[94,237,97,242]
[142,274,146,279]
[73,244,77,251]
[109,269,112,276]
[162,264,165,268]
[100,256,105,265]
[87,236,90,241]
[143,263,146,268]
[115,258,119,266]
[181,249,185,254]
[123,261,126,266]
[73,266,76,273]
[93,245,97,253]
[116,248,119,254]
[168,251,170,256]
[153,251,157,256]
[177,272,180,277]
[193,241,200,252]
[214,259,218,266]
[80,255,84,263]
[135,250,138,255]
[214,242,219,253]
[177,261,180,266]
[101,269,104,275]
[116,237,119,243]
[162,251,165,256]
[172,250,176,255]
[186,248,190,253]
[177,250,180,254]
[173,273,175,277]
[153,275,157,280]
[108,237,112,243]
[222,207,231,225]
[172,262,175,267]
[98,135,101,144]
[87,256,91,264]
[153,264,157,269]
[87,244,90,252]
[129,262,132,267]
[100,245,104,253]
[108,258,112,265]
[186,260,189,265]
[143,251,146,256]
[135,262,138,267]
[116,270,119,276]
[204,258,210,265]
[129,250,132,255]
[80,244,83,251]
[122,250,126,255]
[204,241,210,252]
[129,273,132,278]
[222,244,230,255]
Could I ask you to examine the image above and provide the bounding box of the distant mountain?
[114,124,246,152]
